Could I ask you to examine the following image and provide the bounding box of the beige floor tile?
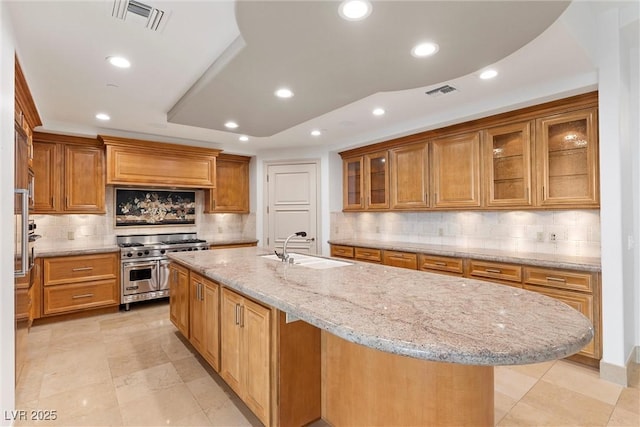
[608,406,640,427]
[186,375,234,412]
[113,361,184,405]
[172,410,214,426]
[107,343,171,378]
[173,355,212,383]
[519,380,614,426]
[615,387,640,415]
[160,333,199,361]
[46,330,104,353]
[36,380,118,424]
[39,356,112,400]
[494,390,518,425]
[204,398,255,427]
[118,384,202,426]
[494,366,539,401]
[542,360,623,405]
[61,405,123,427]
[498,400,576,426]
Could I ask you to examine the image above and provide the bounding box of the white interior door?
[266,162,318,254]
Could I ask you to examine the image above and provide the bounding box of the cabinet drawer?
[355,247,382,263]
[523,267,593,293]
[419,254,463,276]
[383,251,418,270]
[44,279,118,315]
[468,260,522,284]
[331,245,354,259]
[44,253,118,285]
[524,284,596,358]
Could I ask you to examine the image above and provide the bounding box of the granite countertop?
[168,247,594,366]
[328,239,601,272]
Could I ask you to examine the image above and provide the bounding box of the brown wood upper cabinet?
[339,92,599,212]
[343,151,389,210]
[431,131,482,208]
[100,135,220,188]
[390,142,429,209]
[483,121,533,207]
[205,154,250,213]
[32,132,105,214]
[536,108,599,207]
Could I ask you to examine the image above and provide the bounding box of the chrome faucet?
[275,231,307,262]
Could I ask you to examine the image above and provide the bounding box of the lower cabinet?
[42,253,119,316]
[171,264,322,427]
[190,272,220,371]
[467,259,523,288]
[382,250,418,270]
[169,262,189,337]
[220,288,271,426]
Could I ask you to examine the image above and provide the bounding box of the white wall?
[0,1,16,422]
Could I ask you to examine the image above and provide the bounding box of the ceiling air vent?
[112,0,168,32]
[426,85,458,97]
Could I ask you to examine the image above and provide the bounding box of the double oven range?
[117,233,209,310]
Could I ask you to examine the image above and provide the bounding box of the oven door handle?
[123,262,158,270]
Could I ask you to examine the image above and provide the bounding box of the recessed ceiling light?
[411,42,439,58]
[239,135,249,142]
[339,0,372,21]
[95,113,110,121]
[225,121,239,129]
[106,56,130,68]
[479,69,498,80]
[372,108,385,116]
[275,88,294,98]
[310,130,322,136]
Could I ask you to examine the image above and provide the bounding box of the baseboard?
[599,346,640,386]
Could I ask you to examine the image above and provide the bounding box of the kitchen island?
[168,247,594,426]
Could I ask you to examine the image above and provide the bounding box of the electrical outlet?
[536,232,544,242]
[549,232,557,241]
[375,226,380,233]
[218,226,223,234]
[335,226,339,234]
[67,231,75,240]
[438,228,444,236]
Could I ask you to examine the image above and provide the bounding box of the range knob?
[126,253,133,257]
[160,249,166,255]
[137,252,143,257]
[144,250,149,255]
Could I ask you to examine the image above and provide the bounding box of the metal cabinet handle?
[72,267,93,272]
[239,305,245,328]
[546,276,567,283]
[72,293,94,299]
[486,268,502,274]
[434,261,447,266]
[235,303,240,325]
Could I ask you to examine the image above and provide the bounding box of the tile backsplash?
[32,187,256,245]
[331,210,601,257]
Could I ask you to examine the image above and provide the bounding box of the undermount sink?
[261,253,352,269]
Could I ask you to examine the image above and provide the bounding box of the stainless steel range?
[117,233,209,310]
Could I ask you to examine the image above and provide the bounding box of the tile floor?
[13,301,640,426]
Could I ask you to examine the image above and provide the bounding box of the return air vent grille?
[426,85,458,97]
[112,0,168,32]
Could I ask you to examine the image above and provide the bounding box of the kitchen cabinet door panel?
[242,298,271,425]
[64,145,105,212]
[220,288,244,394]
[390,142,429,209]
[432,132,481,208]
[536,108,599,207]
[32,141,60,212]
[343,156,364,210]
[205,154,250,213]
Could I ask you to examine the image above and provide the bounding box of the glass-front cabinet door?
[343,156,364,210]
[536,108,599,207]
[364,151,389,209]
[484,121,532,207]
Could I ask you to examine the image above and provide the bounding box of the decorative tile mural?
[115,188,196,227]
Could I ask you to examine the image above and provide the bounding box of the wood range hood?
[99,135,221,189]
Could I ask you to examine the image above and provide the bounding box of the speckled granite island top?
[329,238,601,271]
[168,247,594,366]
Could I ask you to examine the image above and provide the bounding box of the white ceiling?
[8,1,598,155]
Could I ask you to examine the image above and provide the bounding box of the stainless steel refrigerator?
[14,122,35,384]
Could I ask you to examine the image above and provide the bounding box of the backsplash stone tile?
[32,187,255,245]
[331,210,601,258]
